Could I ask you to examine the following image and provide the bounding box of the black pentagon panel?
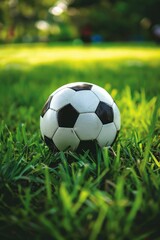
[44,135,59,153]
[76,140,100,155]
[58,104,79,128]
[41,95,53,117]
[96,101,113,124]
[69,83,92,91]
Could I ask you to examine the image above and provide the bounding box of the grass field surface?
[0,43,160,240]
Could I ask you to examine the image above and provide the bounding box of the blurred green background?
[0,0,160,44]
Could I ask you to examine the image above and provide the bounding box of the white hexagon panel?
[70,90,99,113]
[97,122,117,147]
[50,88,75,111]
[74,113,102,140]
[40,109,58,138]
[53,127,80,151]
[113,102,121,130]
[92,85,114,106]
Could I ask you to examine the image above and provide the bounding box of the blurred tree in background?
[0,0,159,43]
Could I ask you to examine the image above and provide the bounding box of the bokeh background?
[0,0,160,44]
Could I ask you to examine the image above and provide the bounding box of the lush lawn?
[0,43,160,240]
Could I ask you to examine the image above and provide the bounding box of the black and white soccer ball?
[40,82,120,153]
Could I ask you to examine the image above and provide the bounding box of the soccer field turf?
[0,43,160,240]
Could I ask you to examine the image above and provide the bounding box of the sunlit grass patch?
[0,43,160,66]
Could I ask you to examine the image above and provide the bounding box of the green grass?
[0,43,160,240]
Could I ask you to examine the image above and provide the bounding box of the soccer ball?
[40,82,120,153]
